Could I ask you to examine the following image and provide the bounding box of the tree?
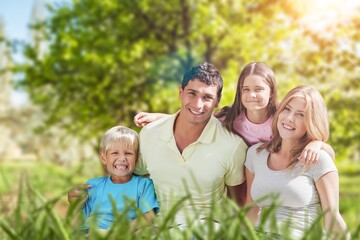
[17,0,287,137]
[279,7,360,160]
[15,0,360,162]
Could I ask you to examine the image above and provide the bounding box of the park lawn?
[0,160,359,237]
[339,171,360,234]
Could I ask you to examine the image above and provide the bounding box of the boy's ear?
[100,152,107,164]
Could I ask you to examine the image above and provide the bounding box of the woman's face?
[277,97,307,142]
[241,75,272,112]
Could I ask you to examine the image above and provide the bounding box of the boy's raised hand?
[67,184,91,203]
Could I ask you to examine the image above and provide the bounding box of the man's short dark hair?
[182,62,223,99]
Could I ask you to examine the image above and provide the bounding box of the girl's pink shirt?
[233,113,273,146]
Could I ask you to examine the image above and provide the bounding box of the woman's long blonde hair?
[258,85,329,168]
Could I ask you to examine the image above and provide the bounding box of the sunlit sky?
[1,0,359,106]
[297,0,360,31]
[0,0,38,41]
[0,0,54,106]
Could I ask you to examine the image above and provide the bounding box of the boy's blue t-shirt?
[82,175,159,230]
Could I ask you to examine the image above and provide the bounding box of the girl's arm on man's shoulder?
[299,141,335,166]
[134,112,169,127]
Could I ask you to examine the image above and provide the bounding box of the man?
[68,62,247,230]
[134,62,247,226]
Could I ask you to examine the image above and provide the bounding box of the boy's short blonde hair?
[100,126,139,157]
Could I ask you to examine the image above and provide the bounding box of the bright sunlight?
[295,0,360,31]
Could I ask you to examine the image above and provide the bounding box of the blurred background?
[0,0,359,234]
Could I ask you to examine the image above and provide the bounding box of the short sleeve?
[309,150,337,181]
[138,178,159,214]
[244,144,260,173]
[82,178,99,218]
[134,129,150,176]
[225,140,248,186]
[134,154,149,176]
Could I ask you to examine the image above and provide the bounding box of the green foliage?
[15,0,297,137]
[11,0,360,162]
[18,0,202,139]
[0,175,71,239]
[288,14,360,161]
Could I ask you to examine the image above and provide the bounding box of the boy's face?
[100,143,137,184]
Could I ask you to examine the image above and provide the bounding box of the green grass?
[0,160,358,239]
[339,170,360,237]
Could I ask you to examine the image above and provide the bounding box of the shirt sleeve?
[134,154,149,176]
[134,129,149,176]
[244,144,258,173]
[310,150,338,181]
[225,140,248,186]
[138,178,160,214]
[82,178,97,218]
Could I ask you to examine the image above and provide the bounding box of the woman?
[244,85,349,239]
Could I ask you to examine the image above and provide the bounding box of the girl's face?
[241,75,272,113]
[277,97,307,142]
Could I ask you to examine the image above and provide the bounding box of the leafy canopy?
[16,0,360,161]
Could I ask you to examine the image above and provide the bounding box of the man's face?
[179,79,220,126]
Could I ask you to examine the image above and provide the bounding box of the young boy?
[81,126,159,233]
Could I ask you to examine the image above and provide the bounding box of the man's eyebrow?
[185,89,199,94]
[186,88,216,97]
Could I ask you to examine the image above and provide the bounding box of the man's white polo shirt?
[135,113,247,226]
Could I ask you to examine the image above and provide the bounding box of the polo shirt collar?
[159,111,217,144]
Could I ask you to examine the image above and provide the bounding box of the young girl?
[134,62,334,163]
[244,86,349,239]
[214,62,277,146]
